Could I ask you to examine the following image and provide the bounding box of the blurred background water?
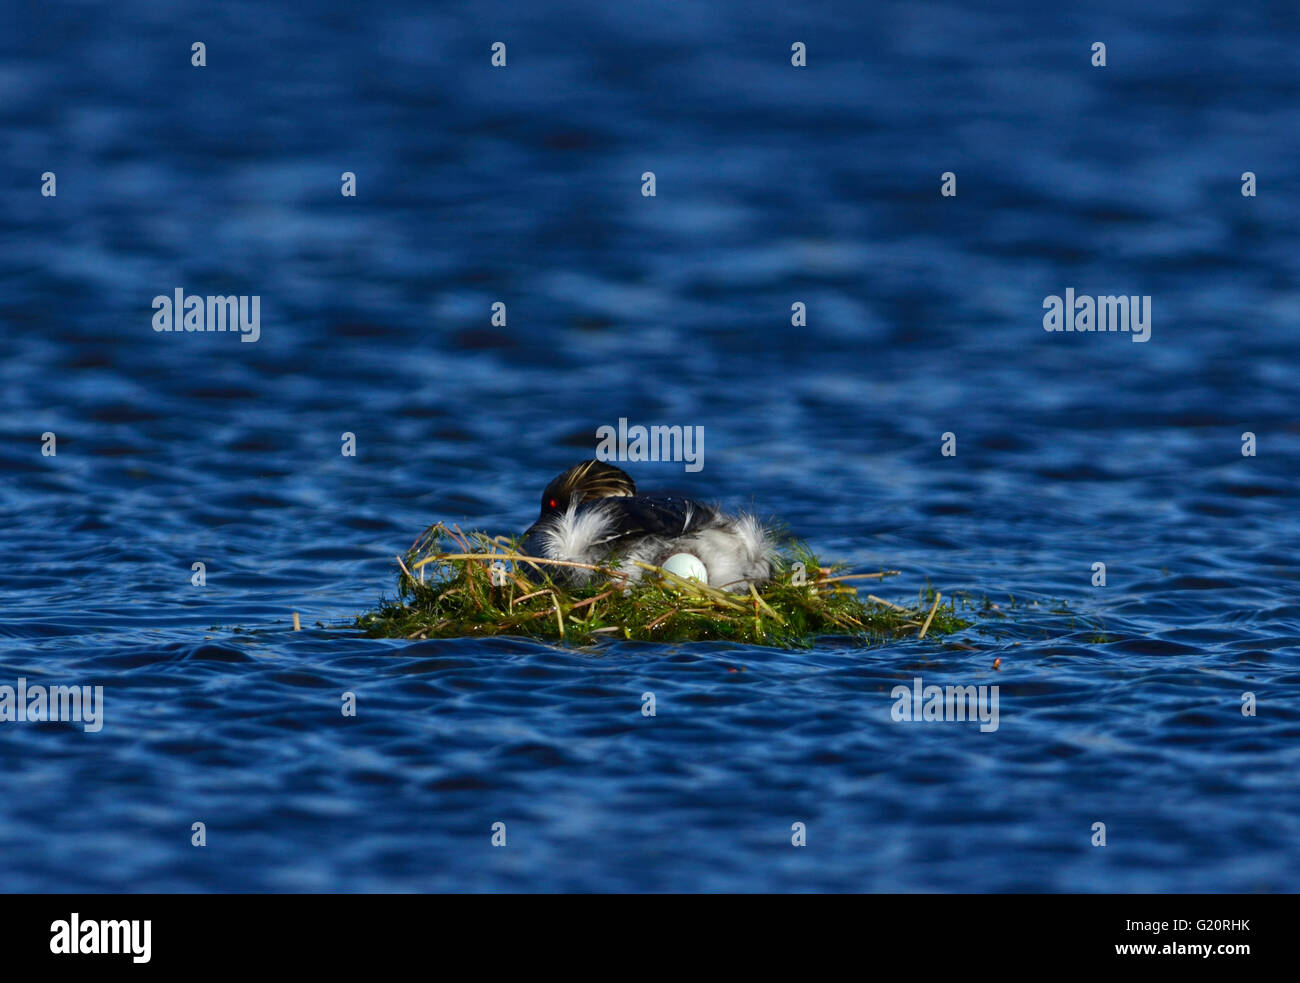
[1,0,1298,891]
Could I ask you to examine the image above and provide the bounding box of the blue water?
[2,0,1299,892]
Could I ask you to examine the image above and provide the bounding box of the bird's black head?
[538,460,636,519]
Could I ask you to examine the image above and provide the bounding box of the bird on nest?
[517,460,776,593]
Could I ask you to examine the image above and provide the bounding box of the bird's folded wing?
[595,496,716,542]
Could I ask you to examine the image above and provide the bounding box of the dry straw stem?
[355,522,969,648]
[918,591,943,639]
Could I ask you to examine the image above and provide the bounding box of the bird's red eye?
[548,498,558,509]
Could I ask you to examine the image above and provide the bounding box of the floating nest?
[356,522,969,648]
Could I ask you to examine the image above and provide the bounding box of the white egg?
[661,552,708,584]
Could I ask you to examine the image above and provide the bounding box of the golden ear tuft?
[559,460,636,501]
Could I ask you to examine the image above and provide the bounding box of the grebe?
[517,460,775,592]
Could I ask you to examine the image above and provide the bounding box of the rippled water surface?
[2,0,1299,891]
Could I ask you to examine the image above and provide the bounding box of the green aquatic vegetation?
[356,523,970,648]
